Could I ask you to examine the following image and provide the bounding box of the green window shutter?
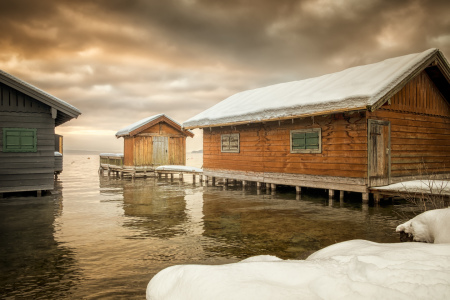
[292,132,306,150]
[305,132,319,149]
[3,128,37,152]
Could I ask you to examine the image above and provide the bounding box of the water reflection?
[100,177,190,239]
[0,185,81,299]
[201,186,401,259]
[1,154,411,299]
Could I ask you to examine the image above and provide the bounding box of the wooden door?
[368,120,391,187]
[152,136,169,166]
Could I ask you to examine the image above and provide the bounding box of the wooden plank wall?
[122,121,188,167]
[369,70,450,178]
[169,137,185,165]
[203,112,368,178]
[0,83,55,193]
[369,72,450,178]
[388,71,450,117]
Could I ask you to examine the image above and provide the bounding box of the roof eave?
[0,72,82,120]
[183,106,368,129]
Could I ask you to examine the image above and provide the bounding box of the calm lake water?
[0,152,414,299]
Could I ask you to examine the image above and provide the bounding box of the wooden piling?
[362,192,369,203]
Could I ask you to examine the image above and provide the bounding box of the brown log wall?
[203,112,368,178]
[368,110,450,178]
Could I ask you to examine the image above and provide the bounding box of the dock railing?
[99,153,124,169]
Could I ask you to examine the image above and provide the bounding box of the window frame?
[3,128,37,153]
[221,133,240,153]
[290,128,322,154]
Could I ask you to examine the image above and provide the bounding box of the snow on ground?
[373,180,450,196]
[396,208,450,243]
[155,165,203,173]
[147,209,450,300]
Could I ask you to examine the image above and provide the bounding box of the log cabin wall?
[368,70,450,181]
[123,121,187,167]
[203,112,368,179]
[0,82,56,193]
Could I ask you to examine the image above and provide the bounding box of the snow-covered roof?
[0,69,81,126]
[183,48,448,129]
[116,114,194,138]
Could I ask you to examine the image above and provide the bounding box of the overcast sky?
[1,0,449,152]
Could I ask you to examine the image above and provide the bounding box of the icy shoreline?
[147,208,450,300]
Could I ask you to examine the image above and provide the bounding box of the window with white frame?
[221,133,239,153]
[290,128,321,154]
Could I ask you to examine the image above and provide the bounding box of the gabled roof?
[0,69,81,126]
[183,48,450,129]
[116,114,194,138]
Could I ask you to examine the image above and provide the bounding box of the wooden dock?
[99,154,449,203]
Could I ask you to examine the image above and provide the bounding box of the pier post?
[242,180,247,187]
[362,192,369,203]
[224,178,228,186]
[212,177,216,186]
[271,184,276,191]
[329,189,335,198]
[257,182,262,190]
[374,193,381,204]
[193,174,196,182]
[339,190,344,201]
[179,173,183,181]
[295,186,301,195]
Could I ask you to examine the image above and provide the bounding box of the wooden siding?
[368,70,450,179]
[0,82,50,114]
[367,110,450,178]
[203,112,368,178]
[387,71,450,117]
[169,137,186,165]
[122,121,188,167]
[0,86,55,192]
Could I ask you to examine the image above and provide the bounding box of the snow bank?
[147,240,450,300]
[373,180,450,196]
[147,209,450,300]
[396,208,450,243]
[183,49,438,128]
[155,165,203,173]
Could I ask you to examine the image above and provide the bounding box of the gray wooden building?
[0,69,81,195]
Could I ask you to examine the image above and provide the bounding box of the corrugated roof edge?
[0,69,81,118]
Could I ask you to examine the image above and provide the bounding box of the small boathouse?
[100,114,194,177]
[183,48,450,202]
[0,69,81,196]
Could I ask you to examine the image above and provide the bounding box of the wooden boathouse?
[100,114,194,177]
[0,69,81,196]
[183,48,450,202]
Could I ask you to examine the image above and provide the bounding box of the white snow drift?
[147,208,450,300]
